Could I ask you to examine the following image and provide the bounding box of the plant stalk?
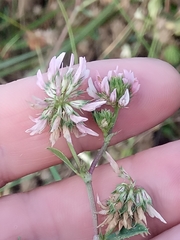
[89,139,110,174]
[85,175,99,239]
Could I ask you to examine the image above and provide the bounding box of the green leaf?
[148,0,163,20]
[48,147,78,175]
[163,45,180,66]
[105,224,149,240]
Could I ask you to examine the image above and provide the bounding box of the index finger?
[0,58,180,185]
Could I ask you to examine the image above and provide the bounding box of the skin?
[0,58,180,240]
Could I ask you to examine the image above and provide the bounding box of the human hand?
[0,58,180,240]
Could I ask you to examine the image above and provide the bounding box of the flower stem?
[89,138,110,174]
[85,177,99,239]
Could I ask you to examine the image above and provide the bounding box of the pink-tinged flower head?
[26,52,99,146]
[86,67,140,108]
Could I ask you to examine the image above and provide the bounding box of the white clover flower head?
[86,67,140,108]
[26,52,102,146]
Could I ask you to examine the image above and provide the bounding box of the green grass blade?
[0,56,38,78]
[57,0,78,63]
[60,0,120,53]
[49,166,62,181]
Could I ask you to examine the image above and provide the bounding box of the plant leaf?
[105,224,149,240]
[48,147,78,175]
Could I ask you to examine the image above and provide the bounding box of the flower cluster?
[87,67,140,108]
[25,52,166,240]
[97,162,166,235]
[26,52,140,146]
[97,182,166,235]
[26,52,105,146]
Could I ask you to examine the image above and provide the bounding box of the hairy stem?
[89,139,110,174]
[84,174,99,239]
[86,107,120,238]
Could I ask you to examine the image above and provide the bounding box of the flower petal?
[131,80,140,95]
[109,88,117,103]
[69,53,74,68]
[119,89,130,107]
[51,116,61,132]
[70,100,87,109]
[37,69,44,89]
[31,96,48,109]
[107,70,112,80]
[64,104,74,115]
[74,57,89,83]
[50,128,60,146]
[76,123,98,136]
[101,76,109,95]
[56,52,66,69]
[123,69,136,85]
[87,77,98,98]
[146,204,167,224]
[26,117,47,135]
[48,52,66,79]
[81,100,106,111]
[63,126,72,144]
[70,114,88,123]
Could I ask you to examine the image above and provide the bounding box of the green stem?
[67,141,81,169]
[83,173,99,239]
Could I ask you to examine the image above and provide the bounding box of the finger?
[0,141,180,239]
[0,58,180,185]
[151,224,180,240]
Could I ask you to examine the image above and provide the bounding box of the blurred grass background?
[0,0,180,196]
